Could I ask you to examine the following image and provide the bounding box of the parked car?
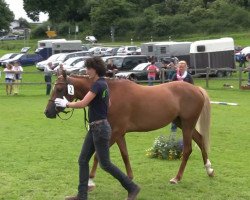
[53,56,91,73]
[36,53,63,71]
[131,47,141,55]
[2,53,44,66]
[106,55,148,71]
[85,36,97,43]
[77,61,87,74]
[104,47,119,56]
[88,47,109,56]
[0,35,19,40]
[66,59,89,74]
[117,46,138,55]
[51,51,91,68]
[115,62,162,81]
[0,53,19,66]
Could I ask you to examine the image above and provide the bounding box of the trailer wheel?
[216,71,224,78]
[225,71,232,77]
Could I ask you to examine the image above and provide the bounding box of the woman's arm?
[67,91,96,108]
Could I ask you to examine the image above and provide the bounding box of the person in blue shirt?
[55,57,140,200]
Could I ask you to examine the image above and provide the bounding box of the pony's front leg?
[88,154,98,191]
[170,128,193,184]
[88,136,117,191]
[116,135,133,179]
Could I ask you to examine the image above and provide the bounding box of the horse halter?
[49,80,75,120]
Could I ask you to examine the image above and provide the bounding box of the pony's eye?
[57,88,63,93]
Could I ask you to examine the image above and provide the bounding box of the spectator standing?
[239,52,246,68]
[147,61,159,86]
[106,59,118,78]
[170,60,194,132]
[56,63,64,76]
[245,53,250,86]
[4,63,15,95]
[172,60,194,84]
[12,61,23,95]
[44,62,54,95]
[161,59,177,82]
[54,57,140,200]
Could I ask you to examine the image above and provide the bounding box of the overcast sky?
[5,0,48,22]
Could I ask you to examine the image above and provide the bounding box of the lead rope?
[84,108,89,131]
[56,108,75,120]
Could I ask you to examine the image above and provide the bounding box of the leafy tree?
[226,0,250,9]
[22,0,250,39]
[90,0,134,38]
[24,0,91,23]
[0,0,14,31]
[165,0,181,14]
[18,18,31,28]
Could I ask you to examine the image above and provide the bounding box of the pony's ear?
[62,70,67,79]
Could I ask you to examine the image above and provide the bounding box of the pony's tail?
[196,87,211,153]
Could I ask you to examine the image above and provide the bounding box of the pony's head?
[44,70,76,118]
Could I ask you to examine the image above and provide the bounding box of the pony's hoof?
[88,178,96,192]
[208,169,215,177]
[169,177,179,184]
[88,185,96,192]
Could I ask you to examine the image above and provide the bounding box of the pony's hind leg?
[170,125,193,184]
[192,129,214,177]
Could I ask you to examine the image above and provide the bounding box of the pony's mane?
[69,74,89,78]
[68,74,132,83]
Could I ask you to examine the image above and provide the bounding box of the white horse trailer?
[141,41,192,63]
[189,37,235,77]
[36,39,82,59]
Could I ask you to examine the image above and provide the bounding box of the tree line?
[1,0,250,40]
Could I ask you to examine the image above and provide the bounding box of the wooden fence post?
[206,67,210,88]
[239,67,242,89]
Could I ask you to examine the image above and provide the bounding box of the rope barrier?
[210,101,238,106]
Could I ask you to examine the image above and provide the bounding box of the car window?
[71,58,83,66]
[10,53,19,58]
[111,57,124,68]
[128,47,136,51]
[118,47,125,52]
[64,54,75,61]
[133,63,149,71]
[14,54,24,59]
[0,54,12,60]
[57,54,67,62]
[47,54,61,61]
[123,58,134,69]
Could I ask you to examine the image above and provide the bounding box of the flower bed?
[146,133,183,160]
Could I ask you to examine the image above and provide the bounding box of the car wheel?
[216,71,224,78]
[130,75,137,82]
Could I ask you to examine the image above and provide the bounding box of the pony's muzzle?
[44,109,57,118]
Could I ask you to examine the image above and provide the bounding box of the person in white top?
[3,63,15,95]
[12,61,23,95]
[44,62,54,95]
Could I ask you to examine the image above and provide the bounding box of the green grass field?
[0,31,250,199]
[0,63,250,200]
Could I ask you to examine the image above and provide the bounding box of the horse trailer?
[141,41,192,64]
[35,39,83,59]
[189,37,235,77]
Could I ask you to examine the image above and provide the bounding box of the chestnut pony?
[44,72,214,187]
